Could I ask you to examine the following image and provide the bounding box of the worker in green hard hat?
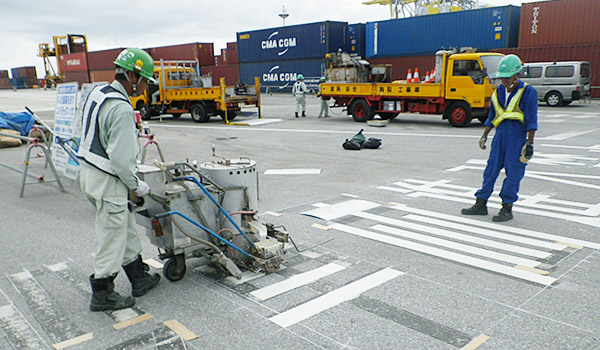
[78,48,160,312]
[462,54,538,222]
[292,74,308,118]
[316,76,330,118]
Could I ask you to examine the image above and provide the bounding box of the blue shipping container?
[366,6,520,58]
[239,59,325,93]
[237,21,348,63]
[349,23,366,58]
[10,68,19,78]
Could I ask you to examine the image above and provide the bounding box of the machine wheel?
[351,99,374,122]
[163,256,186,281]
[190,104,209,123]
[379,112,399,120]
[171,113,182,119]
[138,103,151,121]
[219,111,238,121]
[545,91,563,107]
[445,101,472,127]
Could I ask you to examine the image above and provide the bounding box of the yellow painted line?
[341,193,359,198]
[263,211,282,217]
[52,332,94,349]
[461,334,490,350]
[144,258,164,269]
[113,314,153,330]
[514,265,550,275]
[555,241,584,250]
[164,320,198,341]
[311,223,332,231]
[388,202,407,207]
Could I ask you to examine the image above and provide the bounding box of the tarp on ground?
[0,111,35,136]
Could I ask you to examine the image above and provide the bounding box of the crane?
[38,34,87,88]
[362,0,477,19]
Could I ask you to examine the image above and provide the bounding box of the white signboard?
[52,82,79,179]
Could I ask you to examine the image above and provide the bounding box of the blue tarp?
[0,111,36,136]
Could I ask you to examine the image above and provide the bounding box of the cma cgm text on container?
[236,21,348,63]
[366,5,520,58]
[239,59,325,92]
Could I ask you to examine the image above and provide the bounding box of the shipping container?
[366,5,520,58]
[0,78,9,89]
[348,23,366,58]
[239,59,325,92]
[367,55,436,82]
[60,52,88,72]
[0,70,8,79]
[492,43,600,97]
[145,43,215,66]
[519,0,600,48]
[63,71,89,85]
[16,67,37,80]
[237,21,348,63]
[89,69,115,83]
[216,55,225,66]
[201,65,240,86]
[9,78,28,89]
[87,48,124,71]
[10,68,19,78]
[225,42,238,65]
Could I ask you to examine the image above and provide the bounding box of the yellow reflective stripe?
[491,83,528,127]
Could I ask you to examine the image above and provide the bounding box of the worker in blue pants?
[461,54,538,222]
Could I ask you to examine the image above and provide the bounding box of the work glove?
[478,136,487,150]
[520,142,534,164]
[134,180,150,197]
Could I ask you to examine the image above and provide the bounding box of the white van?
[521,61,591,106]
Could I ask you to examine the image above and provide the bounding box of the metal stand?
[140,132,165,164]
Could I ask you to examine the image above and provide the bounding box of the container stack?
[0,70,9,90]
[237,21,348,92]
[203,42,240,87]
[348,23,366,58]
[88,48,124,83]
[61,52,90,85]
[492,0,600,97]
[145,42,215,65]
[9,67,38,89]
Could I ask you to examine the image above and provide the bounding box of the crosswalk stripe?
[0,304,48,349]
[389,205,600,250]
[355,212,550,259]
[332,223,557,286]
[251,262,347,301]
[269,267,403,328]
[371,224,542,268]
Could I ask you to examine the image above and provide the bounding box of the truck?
[130,60,261,123]
[319,50,505,126]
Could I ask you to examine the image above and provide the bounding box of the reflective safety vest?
[78,84,131,176]
[490,83,528,127]
[293,81,306,95]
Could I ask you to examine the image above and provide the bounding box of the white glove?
[478,136,487,150]
[134,180,150,197]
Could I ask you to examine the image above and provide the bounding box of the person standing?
[78,48,161,311]
[317,76,330,118]
[292,74,307,118]
[461,54,537,222]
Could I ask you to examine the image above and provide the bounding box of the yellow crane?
[363,0,474,18]
[38,34,87,88]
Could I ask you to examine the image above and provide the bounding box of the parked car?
[521,61,591,106]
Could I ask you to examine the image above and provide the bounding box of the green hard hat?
[114,48,156,83]
[494,54,523,78]
[319,76,326,82]
[297,74,304,80]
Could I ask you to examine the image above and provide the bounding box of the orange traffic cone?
[424,71,430,83]
[406,69,412,82]
[413,68,420,83]
[430,68,436,83]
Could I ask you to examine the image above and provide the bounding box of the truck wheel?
[351,99,374,122]
[545,91,563,107]
[171,113,182,119]
[379,112,398,120]
[219,111,238,121]
[138,103,151,121]
[190,104,209,123]
[445,102,472,127]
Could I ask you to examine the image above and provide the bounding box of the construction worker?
[317,76,330,118]
[461,54,537,222]
[292,74,307,118]
[78,48,161,312]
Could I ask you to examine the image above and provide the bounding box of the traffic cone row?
[405,67,437,83]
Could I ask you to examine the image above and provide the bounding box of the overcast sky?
[1,0,538,79]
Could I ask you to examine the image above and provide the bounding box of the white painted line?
[262,211,282,217]
[389,205,600,250]
[269,267,404,328]
[332,223,556,286]
[251,262,346,301]
[541,129,599,141]
[46,262,68,272]
[302,199,380,221]
[341,193,360,198]
[376,185,412,193]
[299,251,322,259]
[371,224,542,268]
[223,270,265,286]
[355,212,551,259]
[311,223,331,230]
[112,308,140,323]
[52,332,94,349]
[143,258,163,269]
[264,169,321,175]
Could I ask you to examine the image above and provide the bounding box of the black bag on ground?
[350,129,366,146]
[342,139,362,150]
[362,138,382,149]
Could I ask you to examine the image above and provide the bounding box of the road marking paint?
[389,205,600,249]
[299,250,322,259]
[251,262,346,301]
[163,320,198,341]
[52,332,93,349]
[223,270,264,286]
[377,185,412,193]
[269,267,403,328]
[371,224,542,268]
[264,168,321,175]
[0,304,47,349]
[541,129,599,141]
[312,202,330,208]
[111,308,139,323]
[45,262,68,272]
[461,334,490,350]
[113,314,153,330]
[341,193,359,198]
[555,241,584,250]
[302,199,380,221]
[311,223,331,230]
[514,265,549,275]
[262,211,282,217]
[388,202,407,207]
[332,223,556,286]
[144,258,163,269]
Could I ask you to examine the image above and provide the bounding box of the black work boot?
[123,255,161,297]
[493,203,513,222]
[295,112,299,118]
[302,111,306,117]
[461,198,488,215]
[89,274,135,312]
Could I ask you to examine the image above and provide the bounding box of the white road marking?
[331,223,556,286]
[268,267,404,328]
[540,129,599,141]
[302,199,380,221]
[264,169,321,175]
[251,262,347,301]
[0,304,47,349]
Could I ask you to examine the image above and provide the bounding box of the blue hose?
[154,210,252,258]
[173,176,257,249]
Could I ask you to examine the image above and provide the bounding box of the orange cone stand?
[424,71,430,83]
[413,68,420,83]
[406,69,412,82]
